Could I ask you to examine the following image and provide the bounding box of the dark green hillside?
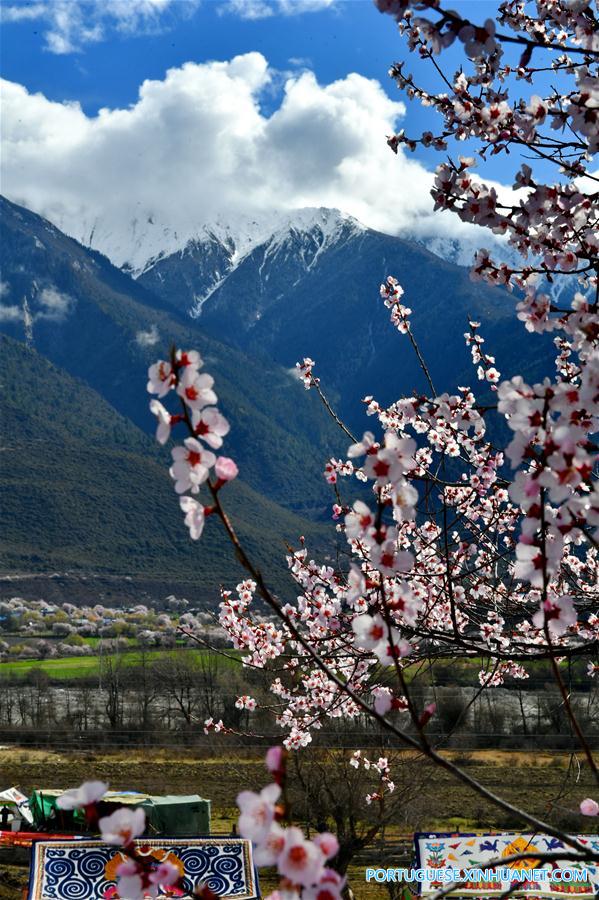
[0,196,343,517]
[0,336,334,601]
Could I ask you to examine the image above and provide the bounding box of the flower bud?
[215,457,239,484]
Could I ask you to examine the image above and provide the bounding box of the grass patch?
[0,648,239,681]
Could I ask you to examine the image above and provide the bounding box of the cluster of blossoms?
[147,350,238,541]
[465,320,501,385]
[349,751,397,803]
[210,255,597,749]
[235,695,257,711]
[237,747,345,900]
[380,275,413,334]
[203,717,226,735]
[323,457,354,485]
[296,357,319,390]
[56,783,182,899]
[377,0,598,304]
[139,3,598,886]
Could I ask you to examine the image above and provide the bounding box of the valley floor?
[1,748,597,898]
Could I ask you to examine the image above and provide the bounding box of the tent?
[29,789,211,836]
[0,786,34,824]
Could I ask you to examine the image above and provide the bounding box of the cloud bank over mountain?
[1,52,487,262]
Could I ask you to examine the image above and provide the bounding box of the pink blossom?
[149,861,180,886]
[344,500,375,541]
[235,695,257,711]
[375,636,412,666]
[176,368,217,410]
[175,349,202,371]
[313,832,339,860]
[237,783,281,844]
[215,456,239,483]
[277,827,325,887]
[580,798,599,817]
[265,746,285,774]
[253,821,286,866]
[99,807,145,846]
[57,781,108,810]
[179,496,205,540]
[352,613,387,652]
[303,869,345,900]
[295,357,318,390]
[170,438,216,494]
[532,595,577,637]
[192,407,230,449]
[362,432,416,485]
[147,360,174,397]
[371,686,393,715]
[114,862,144,900]
[347,432,377,458]
[149,399,173,445]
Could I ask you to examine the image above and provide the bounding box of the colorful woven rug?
[28,837,259,899]
[413,833,599,897]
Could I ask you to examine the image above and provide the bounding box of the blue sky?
[0,0,543,264]
[3,2,402,113]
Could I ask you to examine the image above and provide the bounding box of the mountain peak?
[55,205,365,280]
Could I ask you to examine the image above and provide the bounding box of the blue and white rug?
[28,837,259,899]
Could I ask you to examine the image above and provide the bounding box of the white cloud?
[0,304,22,323]
[1,0,194,54]
[36,287,75,320]
[288,56,313,68]
[221,0,335,19]
[0,53,491,269]
[1,3,47,23]
[135,324,160,347]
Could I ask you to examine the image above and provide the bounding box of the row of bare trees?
[0,649,596,751]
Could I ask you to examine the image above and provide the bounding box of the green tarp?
[29,790,211,836]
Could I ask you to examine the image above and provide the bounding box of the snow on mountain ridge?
[184,209,366,317]
[67,206,365,279]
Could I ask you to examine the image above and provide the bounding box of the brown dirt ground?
[0,749,596,899]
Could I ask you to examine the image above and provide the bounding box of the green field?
[0,650,166,679]
[0,647,240,681]
[0,646,591,686]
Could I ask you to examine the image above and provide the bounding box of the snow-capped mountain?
[128,203,553,432]
[36,197,576,312]
[13,193,558,433]
[44,198,521,431]
[137,207,366,317]
[64,206,364,309]
[44,199,530,309]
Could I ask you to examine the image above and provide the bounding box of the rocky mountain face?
[137,208,365,318]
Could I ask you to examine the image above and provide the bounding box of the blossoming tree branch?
[58,1,598,898]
